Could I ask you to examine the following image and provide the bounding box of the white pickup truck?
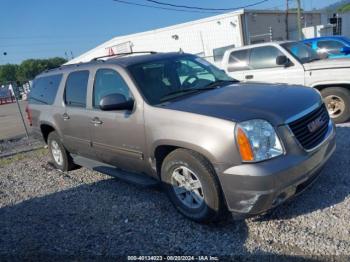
[222,41,350,123]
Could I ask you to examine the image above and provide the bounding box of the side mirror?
[99,93,134,111]
[340,46,350,55]
[276,55,289,66]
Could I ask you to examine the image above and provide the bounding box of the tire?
[321,87,350,124]
[47,131,75,172]
[161,149,227,223]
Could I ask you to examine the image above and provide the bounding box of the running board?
[72,155,159,187]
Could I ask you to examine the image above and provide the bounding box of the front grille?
[288,104,330,150]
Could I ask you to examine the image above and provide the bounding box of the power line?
[113,0,269,13]
[0,34,115,40]
[113,0,221,13]
[143,0,269,11]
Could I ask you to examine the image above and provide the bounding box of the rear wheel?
[48,131,75,171]
[161,149,227,223]
[321,87,350,124]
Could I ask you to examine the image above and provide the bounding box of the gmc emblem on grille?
[307,116,325,133]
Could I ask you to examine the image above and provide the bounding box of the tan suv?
[27,52,336,222]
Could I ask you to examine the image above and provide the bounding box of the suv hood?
[303,58,350,71]
[161,83,322,125]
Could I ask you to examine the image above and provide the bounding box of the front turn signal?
[236,127,254,161]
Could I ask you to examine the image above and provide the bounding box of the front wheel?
[161,149,227,223]
[321,87,350,124]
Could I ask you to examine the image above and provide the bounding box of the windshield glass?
[128,55,235,105]
[281,42,321,63]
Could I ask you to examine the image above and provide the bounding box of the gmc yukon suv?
[222,41,350,123]
[27,52,336,222]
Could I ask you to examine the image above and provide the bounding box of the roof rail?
[90,51,157,61]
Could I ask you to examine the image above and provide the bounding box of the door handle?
[245,75,254,80]
[62,113,70,120]
[91,117,103,125]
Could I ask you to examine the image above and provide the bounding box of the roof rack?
[90,51,158,62]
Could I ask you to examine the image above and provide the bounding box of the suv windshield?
[281,42,321,64]
[128,55,235,105]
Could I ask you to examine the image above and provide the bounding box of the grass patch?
[0,147,48,167]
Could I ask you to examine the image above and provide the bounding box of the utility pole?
[296,0,302,40]
[285,0,289,40]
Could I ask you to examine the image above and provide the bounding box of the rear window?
[29,74,63,105]
[64,70,89,108]
[213,44,235,62]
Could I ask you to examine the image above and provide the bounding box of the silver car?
[27,52,336,222]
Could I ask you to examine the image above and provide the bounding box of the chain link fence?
[0,81,32,141]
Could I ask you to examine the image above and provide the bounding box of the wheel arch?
[312,82,350,91]
[39,121,58,143]
[152,141,218,178]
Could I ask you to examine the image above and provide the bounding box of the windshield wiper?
[160,87,216,102]
[160,80,237,103]
[203,79,238,89]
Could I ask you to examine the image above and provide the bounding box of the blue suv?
[303,36,350,59]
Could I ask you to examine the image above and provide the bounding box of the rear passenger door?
[89,68,146,173]
[61,70,94,158]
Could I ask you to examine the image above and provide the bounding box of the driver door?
[89,68,146,173]
[245,45,304,85]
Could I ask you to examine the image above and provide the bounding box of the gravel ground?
[0,136,44,157]
[0,126,349,260]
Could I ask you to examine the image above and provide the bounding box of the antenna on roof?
[90,51,157,62]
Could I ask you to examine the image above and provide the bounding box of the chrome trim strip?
[285,102,322,124]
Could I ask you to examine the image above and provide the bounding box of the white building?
[67,9,322,66]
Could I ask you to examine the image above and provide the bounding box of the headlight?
[235,119,284,162]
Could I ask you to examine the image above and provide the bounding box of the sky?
[0,0,341,65]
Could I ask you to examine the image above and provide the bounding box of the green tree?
[337,3,350,12]
[16,57,67,82]
[0,64,19,84]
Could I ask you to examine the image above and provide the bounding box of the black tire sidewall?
[161,149,223,222]
[321,87,350,123]
[48,131,69,171]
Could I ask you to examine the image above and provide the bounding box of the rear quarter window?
[29,74,63,105]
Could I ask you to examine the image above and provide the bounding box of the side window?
[213,44,235,62]
[93,69,132,108]
[249,46,284,69]
[228,49,250,71]
[64,70,89,108]
[317,40,345,55]
[29,74,62,105]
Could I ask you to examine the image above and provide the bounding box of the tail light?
[25,104,32,126]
